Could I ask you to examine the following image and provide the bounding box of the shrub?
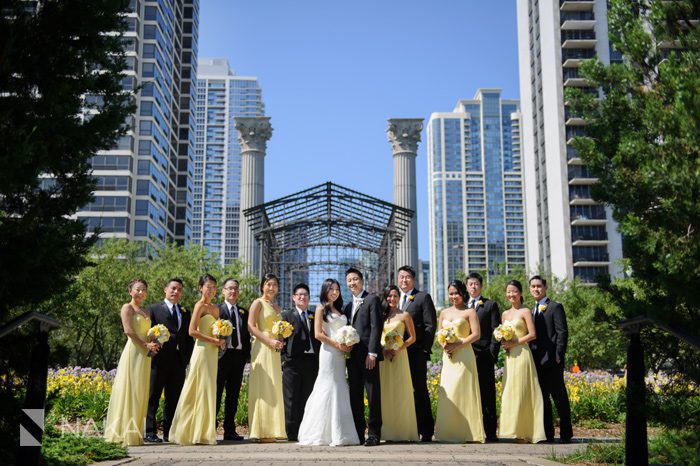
[42,425,128,466]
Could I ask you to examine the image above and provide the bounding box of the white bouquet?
[334,325,359,358]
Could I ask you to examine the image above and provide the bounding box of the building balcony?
[560,0,595,11]
[560,19,596,30]
[566,116,586,125]
[572,239,609,247]
[561,38,597,49]
[573,260,610,267]
[568,176,598,185]
[571,217,607,226]
[569,196,597,205]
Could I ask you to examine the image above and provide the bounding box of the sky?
[198,1,521,260]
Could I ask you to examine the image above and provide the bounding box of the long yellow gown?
[498,317,546,443]
[169,314,218,445]
[434,318,485,443]
[104,312,151,446]
[248,298,286,440]
[379,319,419,442]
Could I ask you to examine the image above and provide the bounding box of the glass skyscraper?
[76,0,199,246]
[428,89,525,305]
[193,58,264,266]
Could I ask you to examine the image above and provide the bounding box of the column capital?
[234,117,273,153]
[387,118,423,154]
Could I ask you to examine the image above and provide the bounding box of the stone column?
[387,118,423,273]
[235,117,272,276]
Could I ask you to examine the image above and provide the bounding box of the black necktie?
[300,311,311,351]
[229,306,239,349]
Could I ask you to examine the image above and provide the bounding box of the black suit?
[145,301,194,438]
[281,307,321,440]
[401,288,437,439]
[215,302,250,437]
[470,296,500,440]
[529,297,573,442]
[344,291,383,442]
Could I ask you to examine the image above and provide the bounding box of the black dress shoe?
[144,434,163,443]
[364,436,380,447]
[420,435,433,443]
[287,437,298,442]
[224,433,244,441]
[558,437,572,444]
[486,436,499,442]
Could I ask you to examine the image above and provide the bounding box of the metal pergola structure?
[243,181,414,306]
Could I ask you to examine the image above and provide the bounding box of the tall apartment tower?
[428,89,525,305]
[193,58,265,266]
[76,0,199,246]
[516,0,623,282]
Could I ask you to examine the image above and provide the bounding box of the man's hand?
[365,354,376,370]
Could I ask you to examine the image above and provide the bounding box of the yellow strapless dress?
[498,317,546,443]
[248,298,286,440]
[104,313,151,446]
[379,319,419,441]
[169,313,218,445]
[434,318,485,443]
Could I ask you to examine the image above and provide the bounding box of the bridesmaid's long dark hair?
[381,285,401,322]
[319,278,344,322]
[448,279,469,302]
[506,279,525,305]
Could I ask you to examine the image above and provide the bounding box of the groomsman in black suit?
[281,283,321,441]
[528,275,573,443]
[144,278,194,442]
[396,265,437,442]
[465,272,501,442]
[344,267,383,446]
[215,278,251,441]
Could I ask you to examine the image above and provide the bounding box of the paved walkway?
[98,438,607,465]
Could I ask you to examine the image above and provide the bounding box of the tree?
[568,0,700,380]
[0,0,133,318]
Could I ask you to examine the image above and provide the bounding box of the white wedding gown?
[298,313,360,446]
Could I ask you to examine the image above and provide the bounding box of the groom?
[344,267,383,446]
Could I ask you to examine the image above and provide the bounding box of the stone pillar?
[387,118,423,274]
[235,117,272,276]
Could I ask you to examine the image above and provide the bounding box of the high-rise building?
[193,58,265,266]
[427,89,525,305]
[516,0,623,282]
[76,0,199,246]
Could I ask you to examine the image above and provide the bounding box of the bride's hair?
[320,278,344,322]
[381,285,401,321]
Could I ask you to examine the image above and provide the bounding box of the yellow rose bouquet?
[493,321,517,342]
[146,324,170,357]
[437,326,458,359]
[212,319,234,352]
[271,320,294,352]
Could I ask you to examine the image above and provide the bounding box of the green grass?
[41,425,128,466]
[548,428,700,466]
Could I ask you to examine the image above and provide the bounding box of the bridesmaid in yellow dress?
[247,273,286,441]
[498,279,546,443]
[434,279,485,443]
[105,279,160,446]
[379,285,419,442]
[169,274,226,445]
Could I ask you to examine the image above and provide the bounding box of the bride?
[298,278,360,446]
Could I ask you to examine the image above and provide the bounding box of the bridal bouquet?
[381,330,403,351]
[493,321,516,342]
[334,325,359,359]
[212,319,234,352]
[437,326,458,359]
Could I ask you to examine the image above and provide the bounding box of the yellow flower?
[308,314,314,320]
[408,295,415,301]
[477,300,484,306]
[539,304,547,312]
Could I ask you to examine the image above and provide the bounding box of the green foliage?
[41,425,128,466]
[48,239,257,368]
[0,0,134,317]
[567,0,700,382]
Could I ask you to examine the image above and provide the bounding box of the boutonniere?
[239,308,245,315]
[539,304,547,312]
[308,314,314,320]
[408,295,415,302]
[477,300,484,306]
[358,298,364,306]
[180,306,188,313]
